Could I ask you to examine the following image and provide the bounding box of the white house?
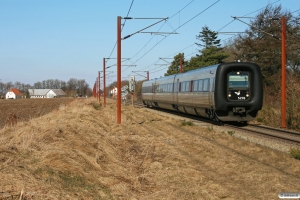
[110,86,117,96]
[5,88,24,99]
[28,89,66,98]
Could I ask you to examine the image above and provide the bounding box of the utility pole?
[98,71,101,102]
[103,58,106,107]
[281,16,287,128]
[180,57,183,73]
[117,16,122,124]
[116,16,168,124]
[232,16,287,128]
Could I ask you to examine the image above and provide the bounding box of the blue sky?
[0,0,299,88]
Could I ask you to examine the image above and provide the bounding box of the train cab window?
[228,72,249,88]
[193,80,198,91]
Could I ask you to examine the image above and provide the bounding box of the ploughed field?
[0,98,75,129]
[0,98,300,199]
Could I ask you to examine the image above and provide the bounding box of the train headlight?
[246,94,249,97]
[228,94,231,97]
[237,71,240,75]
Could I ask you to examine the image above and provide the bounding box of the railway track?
[225,123,300,146]
[128,101,300,147]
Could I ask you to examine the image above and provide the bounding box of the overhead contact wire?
[135,0,221,71]
[107,0,135,59]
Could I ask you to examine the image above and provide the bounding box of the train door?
[209,78,215,106]
[172,76,176,103]
[152,82,155,102]
[175,78,179,105]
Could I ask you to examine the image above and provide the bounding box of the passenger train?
[141,62,263,122]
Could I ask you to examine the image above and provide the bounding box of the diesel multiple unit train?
[141,62,263,122]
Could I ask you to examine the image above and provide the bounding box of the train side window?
[193,80,198,91]
[174,82,177,92]
[186,81,190,92]
[203,79,209,91]
[181,82,185,92]
[198,80,203,91]
[211,78,215,92]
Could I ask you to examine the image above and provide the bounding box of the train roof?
[144,64,219,84]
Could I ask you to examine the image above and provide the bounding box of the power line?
[122,0,135,31]
[291,8,300,14]
[217,0,280,32]
[122,0,196,68]
[129,0,220,72]
[147,0,299,77]
[107,0,135,59]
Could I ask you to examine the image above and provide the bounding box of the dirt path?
[0,98,299,199]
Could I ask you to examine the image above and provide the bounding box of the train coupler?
[233,107,245,114]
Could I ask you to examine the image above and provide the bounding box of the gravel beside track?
[139,105,299,153]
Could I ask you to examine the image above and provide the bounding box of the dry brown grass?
[0,98,300,199]
[255,72,300,130]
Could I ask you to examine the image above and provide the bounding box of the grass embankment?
[1,98,300,199]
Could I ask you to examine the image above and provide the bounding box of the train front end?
[214,62,263,121]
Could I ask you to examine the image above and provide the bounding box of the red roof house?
[5,88,24,99]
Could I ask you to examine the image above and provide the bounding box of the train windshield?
[228,72,249,87]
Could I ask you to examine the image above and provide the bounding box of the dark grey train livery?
[141,62,263,121]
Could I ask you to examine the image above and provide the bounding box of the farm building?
[110,86,117,96]
[28,89,66,98]
[5,88,25,99]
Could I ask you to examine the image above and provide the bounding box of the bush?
[93,103,101,110]
[227,131,235,136]
[181,121,193,126]
[289,148,300,160]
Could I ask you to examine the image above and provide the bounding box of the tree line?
[0,78,92,98]
[164,5,300,78]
